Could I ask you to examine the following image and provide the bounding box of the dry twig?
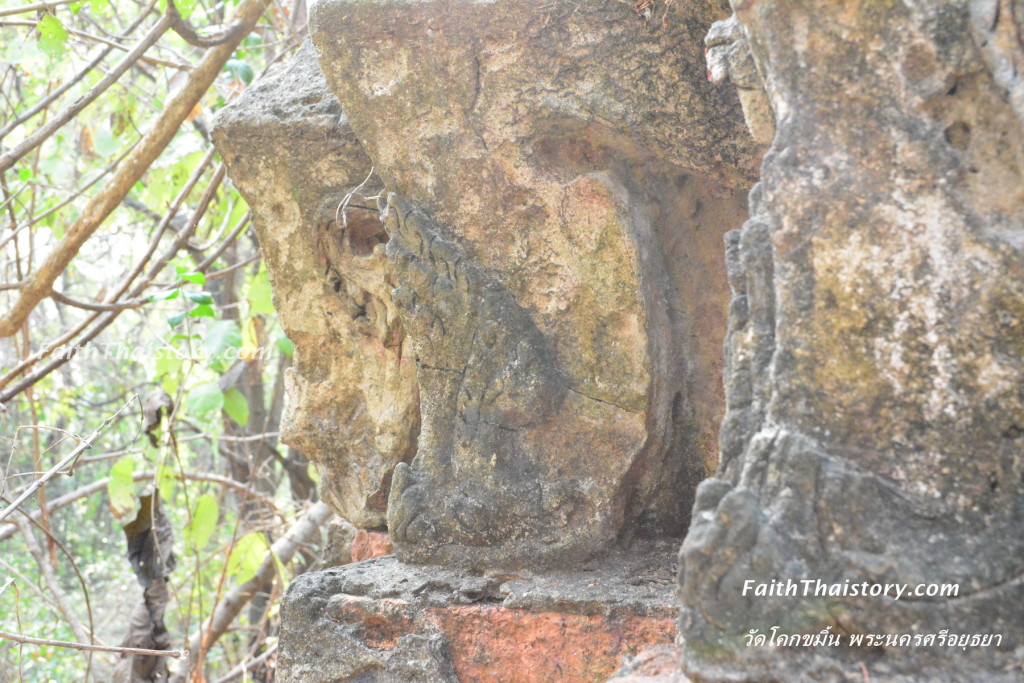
[168,501,332,683]
[0,0,271,338]
[0,398,135,523]
[0,15,174,175]
[0,630,187,659]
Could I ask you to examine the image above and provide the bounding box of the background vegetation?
[0,0,324,680]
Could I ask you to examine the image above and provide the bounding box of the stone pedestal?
[277,547,679,683]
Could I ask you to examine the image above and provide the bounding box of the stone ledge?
[278,544,680,682]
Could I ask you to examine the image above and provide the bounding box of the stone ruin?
[211,0,1024,680]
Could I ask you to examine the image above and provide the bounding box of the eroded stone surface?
[276,547,678,683]
[212,43,420,529]
[352,530,394,562]
[705,15,774,144]
[608,645,690,682]
[681,2,1024,680]
[309,0,757,569]
[322,517,357,567]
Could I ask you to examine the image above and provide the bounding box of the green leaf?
[90,0,110,12]
[155,353,183,394]
[227,532,269,584]
[184,493,219,551]
[167,311,187,328]
[149,288,180,302]
[188,381,224,419]
[222,387,249,426]
[204,320,241,357]
[179,271,205,285]
[186,291,214,305]
[175,0,196,19]
[112,110,132,137]
[227,197,249,228]
[246,267,275,315]
[107,458,136,518]
[306,463,320,485]
[270,547,288,583]
[161,374,179,396]
[242,317,259,349]
[157,147,203,188]
[155,353,183,377]
[226,59,255,85]
[275,336,294,358]
[156,465,177,501]
[38,15,68,59]
[18,168,33,182]
[188,304,215,318]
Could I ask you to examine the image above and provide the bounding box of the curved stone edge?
[211,42,420,529]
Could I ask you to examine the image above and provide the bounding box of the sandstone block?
[276,548,678,683]
[308,0,758,569]
[212,43,420,529]
[680,2,1024,680]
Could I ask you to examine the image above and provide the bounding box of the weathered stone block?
[276,548,678,683]
[352,530,394,562]
[608,645,690,682]
[212,43,420,529]
[322,517,357,567]
[680,2,1024,680]
[308,0,758,569]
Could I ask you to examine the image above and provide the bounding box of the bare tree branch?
[0,0,158,138]
[0,0,272,337]
[0,398,134,523]
[193,211,251,272]
[10,514,92,644]
[212,642,276,683]
[0,0,78,18]
[0,160,223,402]
[0,630,187,659]
[50,290,147,312]
[0,14,174,174]
[0,19,189,70]
[0,467,282,543]
[167,501,331,683]
[166,0,247,48]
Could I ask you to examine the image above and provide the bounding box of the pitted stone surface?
[319,544,679,619]
[276,546,679,683]
[309,0,757,569]
[681,2,1024,680]
[212,43,419,529]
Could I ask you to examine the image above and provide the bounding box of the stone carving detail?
[308,0,758,569]
[705,14,775,144]
[682,2,1024,680]
[212,0,1024,678]
[212,43,419,529]
[381,196,575,561]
